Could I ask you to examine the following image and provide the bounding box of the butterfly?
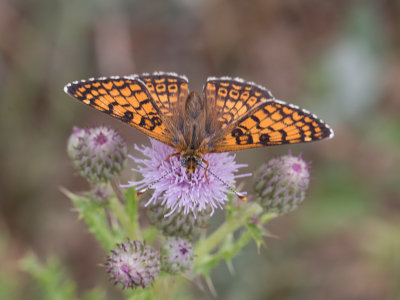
[64,71,334,194]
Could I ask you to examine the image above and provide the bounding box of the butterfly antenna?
[198,164,247,202]
[137,165,181,197]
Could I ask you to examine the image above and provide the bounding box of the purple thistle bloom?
[122,139,249,216]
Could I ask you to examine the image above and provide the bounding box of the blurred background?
[0,0,399,299]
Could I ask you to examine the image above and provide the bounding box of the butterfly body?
[65,72,334,176]
[155,90,208,174]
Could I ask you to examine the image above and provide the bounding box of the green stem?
[195,203,263,257]
[152,274,177,300]
[108,195,142,240]
[260,212,278,224]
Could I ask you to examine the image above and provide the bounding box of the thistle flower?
[105,240,161,289]
[161,237,194,274]
[148,203,211,238]
[68,126,127,183]
[254,153,310,214]
[122,139,248,216]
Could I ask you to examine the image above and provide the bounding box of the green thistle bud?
[105,240,161,289]
[148,203,211,239]
[161,237,194,274]
[254,153,310,214]
[68,126,127,183]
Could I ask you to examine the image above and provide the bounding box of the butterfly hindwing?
[64,76,175,146]
[210,100,334,152]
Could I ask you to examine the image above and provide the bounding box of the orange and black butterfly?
[64,71,333,188]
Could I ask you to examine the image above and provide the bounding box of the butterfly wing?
[64,76,175,146]
[203,77,274,130]
[139,72,189,118]
[209,99,334,152]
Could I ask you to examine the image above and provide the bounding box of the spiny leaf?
[60,187,119,250]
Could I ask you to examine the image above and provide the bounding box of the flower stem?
[152,274,177,300]
[195,203,264,257]
[108,195,142,240]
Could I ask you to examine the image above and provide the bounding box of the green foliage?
[245,219,265,251]
[123,284,154,300]
[195,203,275,279]
[0,277,17,300]
[143,226,159,244]
[20,254,105,300]
[125,187,139,224]
[60,187,120,250]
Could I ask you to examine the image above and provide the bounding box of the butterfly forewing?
[203,77,274,130]
[64,76,175,146]
[139,73,189,118]
[211,100,334,152]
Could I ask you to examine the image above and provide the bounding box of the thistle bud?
[254,153,310,214]
[68,126,127,183]
[105,240,160,289]
[148,203,211,239]
[161,237,194,274]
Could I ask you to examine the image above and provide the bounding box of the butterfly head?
[181,152,203,173]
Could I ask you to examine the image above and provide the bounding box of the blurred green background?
[0,0,399,299]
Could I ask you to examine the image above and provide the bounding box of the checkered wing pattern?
[139,73,189,117]
[64,76,175,146]
[211,99,334,152]
[203,77,274,129]
[65,73,334,157]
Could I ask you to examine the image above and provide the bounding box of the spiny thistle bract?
[67,126,88,159]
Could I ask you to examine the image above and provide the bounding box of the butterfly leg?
[201,158,210,184]
[158,152,180,168]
